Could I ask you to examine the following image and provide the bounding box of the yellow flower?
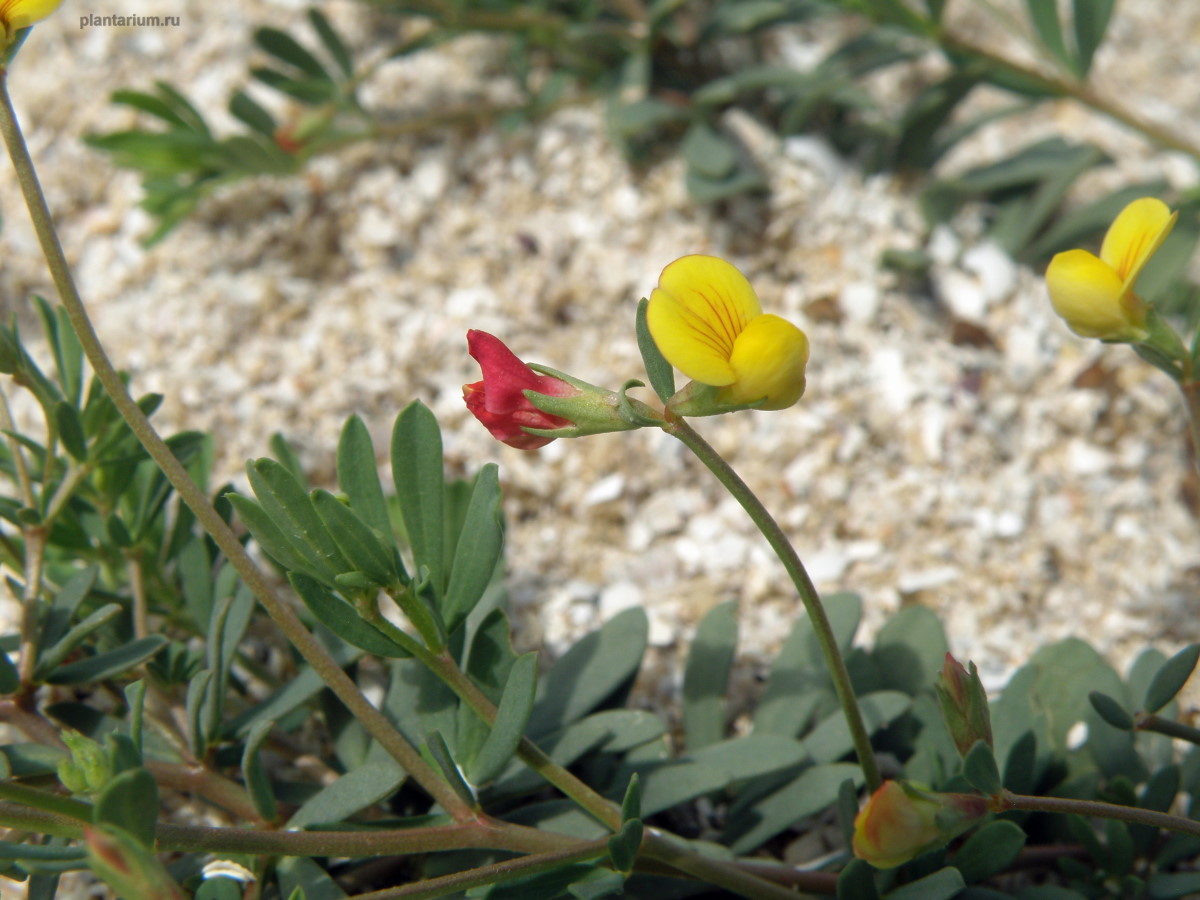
[647,255,809,411]
[852,781,944,870]
[0,0,61,36]
[852,780,988,870]
[1045,197,1176,341]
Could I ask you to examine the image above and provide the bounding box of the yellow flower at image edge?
[0,0,61,35]
[647,255,809,411]
[1045,197,1176,341]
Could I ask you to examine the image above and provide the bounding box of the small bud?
[463,330,638,449]
[852,780,989,870]
[935,653,993,758]
[57,729,112,796]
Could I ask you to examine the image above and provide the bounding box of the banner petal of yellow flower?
[647,255,762,386]
[1100,196,1176,285]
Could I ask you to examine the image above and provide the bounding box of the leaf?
[1144,644,1200,713]
[309,9,354,78]
[1089,691,1133,730]
[607,818,642,874]
[681,122,738,179]
[682,601,737,751]
[1072,0,1116,77]
[0,652,17,695]
[872,604,948,696]
[94,767,158,848]
[286,759,405,828]
[883,867,965,900]
[276,857,347,900]
[837,858,881,900]
[990,637,1124,769]
[962,740,1002,795]
[34,602,122,682]
[392,402,446,597]
[685,162,767,204]
[186,669,214,757]
[1002,729,1038,794]
[606,98,688,140]
[443,465,504,632]
[45,636,168,685]
[336,415,394,545]
[527,608,648,738]
[1145,872,1200,899]
[756,592,862,737]
[247,458,351,578]
[635,298,675,404]
[468,652,537,785]
[228,90,276,136]
[288,572,412,659]
[110,89,189,128]
[569,869,626,900]
[39,566,97,649]
[254,26,331,82]
[805,691,911,763]
[153,80,210,135]
[1024,0,1074,74]
[725,762,863,853]
[426,730,477,810]
[311,489,398,587]
[226,493,325,580]
[243,719,278,823]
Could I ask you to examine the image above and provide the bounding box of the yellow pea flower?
[1045,197,1177,341]
[647,255,809,411]
[852,780,989,870]
[0,0,62,39]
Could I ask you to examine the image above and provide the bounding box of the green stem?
[144,761,265,825]
[16,525,45,689]
[640,831,803,900]
[347,837,611,900]
[0,784,91,823]
[0,70,473,825]
[1178,381,1200,474]
[663,416,882,792]
[0,800,578,856]
[1136,711,1200,745]
[997,790,1200,838]
[938,31,1200,159]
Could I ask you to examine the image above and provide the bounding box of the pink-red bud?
[936,653,993,758]
[463,330,577,449]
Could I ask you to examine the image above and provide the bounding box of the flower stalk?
[662,415,882,792]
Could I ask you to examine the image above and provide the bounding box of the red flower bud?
[464,330,577,450]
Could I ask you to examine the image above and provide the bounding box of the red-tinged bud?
[464,330,642,448]
[852,780,989,870]
[464,330,577,449]
[936,653,993,758]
